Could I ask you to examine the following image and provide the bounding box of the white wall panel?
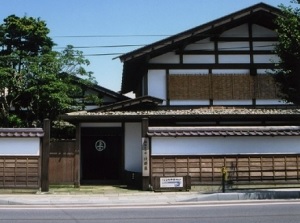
[183,55,215,64]
[184,38,214,50]
[253,55,279,63]
[218,42,249,51]
[149,52,179,64]
[169,69,209,74]
[252,24,277,37]
[212,69,249,74]
[253,41,277,50]
[152,136,300,155]
[220,24,249,37]
[148,70,166,103]
[170,100,210,106]
[0,138,40,156]
[124,123,142,172]
[213,100,252,105]
[219,55,250,63]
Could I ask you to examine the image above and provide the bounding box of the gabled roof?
[0,128,44,138]
[147,126,300,137]
[119,3,282,93]
[71,76,129,102]
[90,95,163,112]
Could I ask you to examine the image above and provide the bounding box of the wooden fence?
[151,155,300,186]
[0,156,40,189]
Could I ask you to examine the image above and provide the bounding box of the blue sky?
[0,0,295,93]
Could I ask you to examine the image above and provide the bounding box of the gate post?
[41,119,50,192]
[142,118,150,190]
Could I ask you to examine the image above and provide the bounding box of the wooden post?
[74,124,81,188]
[41,119,50,192]
[142,118,149,191]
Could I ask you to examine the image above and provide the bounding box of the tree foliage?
[273,1,300,104]
[0,15,99,127]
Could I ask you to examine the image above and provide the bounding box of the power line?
[52,34,171,38]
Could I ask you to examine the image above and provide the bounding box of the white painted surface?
[219,55,250,63]
[124,123,142,172]
[252,24,277,37]
[151,136,300,155]
[253,54,279,63]
[148,70,166,103]
[253,41,277,50]
[169,69,209,75]
[213,100,252,105]
[149,52,179,64]
[218,42,249,51]
[256,99,286,105]
[212,69,249,74]
[184,38,214,50]
[80,123,122,127]
[170,100,210,106]
[183,55,215,64]
[220,24,249,37]
[0,138,40,156]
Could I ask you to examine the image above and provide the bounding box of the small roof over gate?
[147,126,300,137]
[0,128,44,137]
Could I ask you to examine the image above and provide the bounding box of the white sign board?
[160,177,183,188]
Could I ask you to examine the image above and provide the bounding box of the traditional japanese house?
[62,3,300,190]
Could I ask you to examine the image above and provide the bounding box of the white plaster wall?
[184,38,214,50]
[170,100,210,106]
[169,69,209,75]
[147,70,166,103]
[252,24,277,37]
[151,136,300,155]
[124,122,142,172]
[219,55,250,63]
[253,41,277,50]
[0,138,40,156]
[212,69,249,74]
[213,100,252,106]
[253,54,279,64]
[256,99,286,105]
[149,52,179,64]
[220,24,249,37]
[218,42,249,51]
[183,55,215,64]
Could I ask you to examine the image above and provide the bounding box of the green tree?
[273,1,300,104]
[0,15,98,127]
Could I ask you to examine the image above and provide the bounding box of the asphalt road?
[1,200,300,223]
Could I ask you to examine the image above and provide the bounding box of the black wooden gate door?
[81,128,122,183]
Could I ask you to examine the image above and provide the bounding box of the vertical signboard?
[142,137,149,176]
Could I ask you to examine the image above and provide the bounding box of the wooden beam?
[41,119,50,192]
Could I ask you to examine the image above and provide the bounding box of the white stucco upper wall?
[124,122,142,172]
[0,138,40,156]
[152,136,300,155]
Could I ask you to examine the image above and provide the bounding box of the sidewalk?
[0,185,300,206]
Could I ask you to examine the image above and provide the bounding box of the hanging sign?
[142,137,149,176]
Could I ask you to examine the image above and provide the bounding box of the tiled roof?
[66,108,300,116]
[147,126,300,137]
[0,128,44,138]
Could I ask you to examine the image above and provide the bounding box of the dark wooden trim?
[41,119,50,192]
[212,37,278,42]
[148,63,275,70]
[74,124,80,188]
[178,50,275,55]
[166,69,170,106]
